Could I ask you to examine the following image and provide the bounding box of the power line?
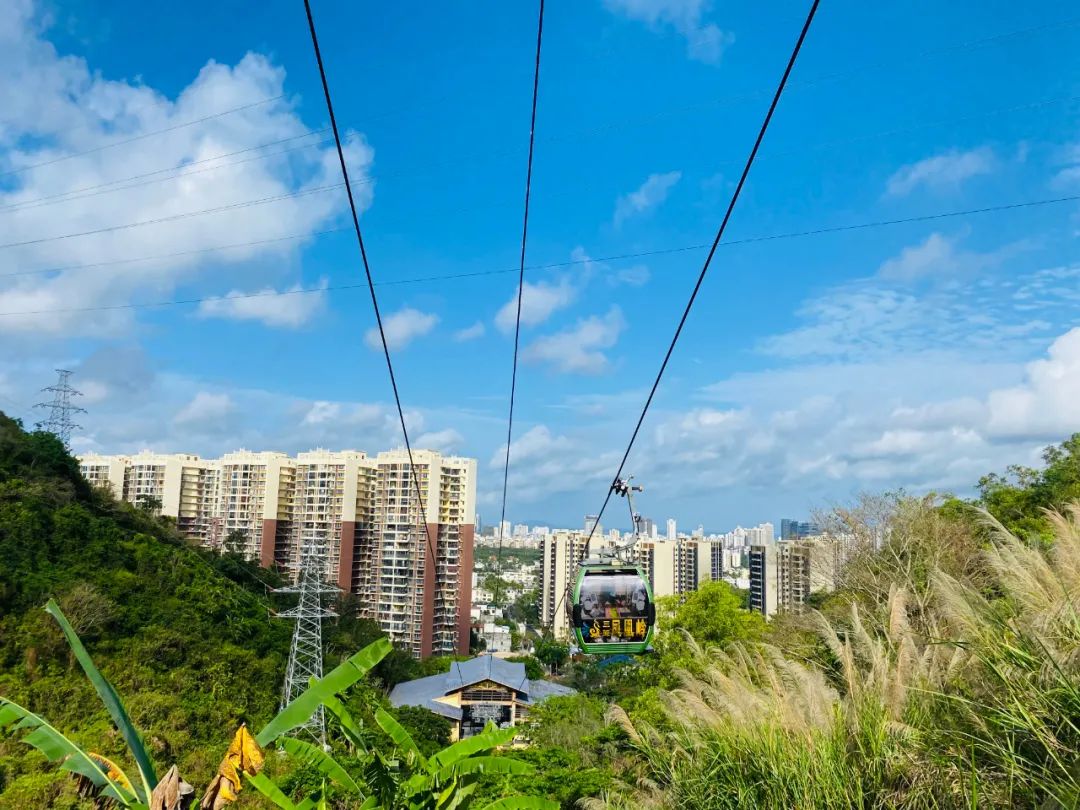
[542,15,1080,148]
[0,95,286,180]
[3,82,1074,263]
[494,0,545,610]
[553,0,821,629]
[0,183,343,251]
[301,0,443,621]
[2,192,1076,317]
[0,129,333,215]
[0,227,351,280]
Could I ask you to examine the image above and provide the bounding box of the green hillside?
[0,413,296,806]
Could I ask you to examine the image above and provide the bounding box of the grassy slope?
[0,413,290,807]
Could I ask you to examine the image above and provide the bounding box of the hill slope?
[0,413,293,807]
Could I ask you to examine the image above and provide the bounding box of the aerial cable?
[0,95,287,180]
[0,183,342,251]
[550,0,821,632]
[0,129,333,215]
[493,0,546,611]
[3,191,1077,317]
[301,0,442,596]
[2,85,1073,253]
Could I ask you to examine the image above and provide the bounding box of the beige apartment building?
[77,447,477,658]
[776,536,839,614]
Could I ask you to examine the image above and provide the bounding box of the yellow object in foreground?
[87,751,135,794]
[200,724,265,810]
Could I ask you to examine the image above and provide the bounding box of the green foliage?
[391,706,452,758]
[657,579,766,647]
[504,656,544,681]
[532,638,568,674]
[977,433,1080,540]
[505,590,539,628]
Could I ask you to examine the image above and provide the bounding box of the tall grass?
[603,504,1080,809]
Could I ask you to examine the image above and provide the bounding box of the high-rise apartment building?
[107,451,221,545]
[77,447,477,658]
[666,518,676,542]
[748,543,778,617]
[217,450,296,564]
[777,536,839,614]
[78,453,126,498]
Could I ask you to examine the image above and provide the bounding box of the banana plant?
[250,688,556,810]
[0,698,142,806]
[1,600,393,808]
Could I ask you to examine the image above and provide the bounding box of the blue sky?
[1,0,1079,530]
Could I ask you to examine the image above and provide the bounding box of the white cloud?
[603,0,734,63]
[987,327,1080,439]
[0,1,373,339]
[523,306,626,374]
[301,401,341,426]
[877,233,962,282]
[197,280,327,328]
[453,321,486,342]
[495,278,575,332]
[175,391,232,425]
[611,264,651,286]
[416,428,464,452]
[364,307,438,351]
[761,252,1051,362]
[614,171,681,226]
[886,147,996,196]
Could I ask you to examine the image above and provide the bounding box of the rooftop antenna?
[34,369,85,448]
[273,538,339,748]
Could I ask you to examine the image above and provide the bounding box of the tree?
[506,655,545,680]
[658,580,765,647]
[977,433,1080,541]
[222,528,247,555]
[534,637,569,675]
[392,704,452,758]
[134,493,162,514]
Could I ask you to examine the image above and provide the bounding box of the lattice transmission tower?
[273,540,339,747]
[34,369,86,448]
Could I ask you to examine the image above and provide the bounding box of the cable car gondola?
[571,561,655,654]
[569,477,656,655]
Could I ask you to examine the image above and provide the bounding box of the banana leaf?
[45,598,156,801]
[436,756,532,781]
[374,707,423,763]
[429,725,516,769]
[256,637,391,746]
[322,694,367,749]
[278,736,362,794]
[0,698,140,806]
[245,771,300,809]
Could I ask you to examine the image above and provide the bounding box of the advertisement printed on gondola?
[579,572,650,642]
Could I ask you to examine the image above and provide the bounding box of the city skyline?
[3,1,1080,529]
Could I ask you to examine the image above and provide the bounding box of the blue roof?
[388,654,576,718]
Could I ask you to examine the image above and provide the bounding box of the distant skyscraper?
[666,518,676,541]
[584,514,600,536]
[782,519,821,541]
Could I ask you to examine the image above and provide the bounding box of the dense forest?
[4,410,1080,807]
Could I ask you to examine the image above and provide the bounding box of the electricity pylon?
[34,369,85,448]
[273,539,339,747]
